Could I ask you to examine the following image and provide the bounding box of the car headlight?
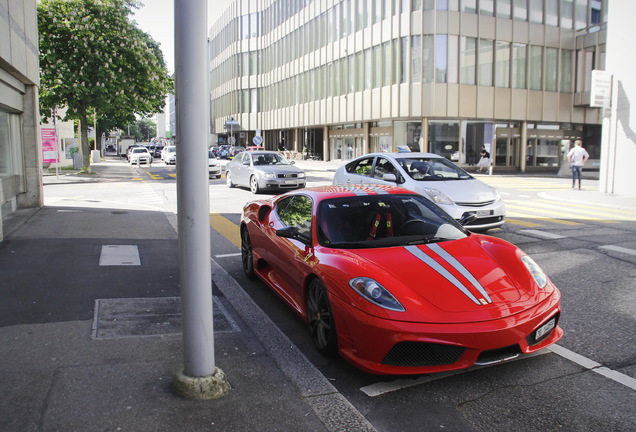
[297,172,306,178]
[264,172,275,179]
[522,256,548,288]
[423,188,454,205]
[349,277,405,311]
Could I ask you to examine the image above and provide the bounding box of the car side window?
[373,158,396,180]
[276,195,313,238]
[345,157,374,176]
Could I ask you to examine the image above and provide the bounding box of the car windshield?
[317,194,468,249]
[396,157,472,181]
[251,153,292,166]
[132,148,146,153]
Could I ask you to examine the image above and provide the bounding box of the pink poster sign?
[41,128,58,164]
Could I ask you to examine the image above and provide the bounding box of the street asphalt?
[1,157,635,431]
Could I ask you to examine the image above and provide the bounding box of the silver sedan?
[226,151,306,194]
[332,152,505,232]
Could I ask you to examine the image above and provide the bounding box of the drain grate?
[92,296,239,339]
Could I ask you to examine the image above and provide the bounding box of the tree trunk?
[79,115,90,169]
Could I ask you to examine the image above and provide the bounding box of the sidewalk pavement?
[1,168,377,432]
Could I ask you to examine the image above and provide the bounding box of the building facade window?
[436,34,448,83]
[529,45,543,90]
[513,0,528,21]
[478,39,494,86]
[560,49,573,92]
[511,43,527,89]
[423,35,434,83]
[0,111,22,178]
[495,41,511,87]
[429,121,459,160]
[545,47,558,91]
[496,0,511,18]
[460,36,476,85]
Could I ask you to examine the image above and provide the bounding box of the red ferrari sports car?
[240,185,563,375]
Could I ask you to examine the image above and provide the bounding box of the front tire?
[307,279,338,356]
[241,226,255,278]
[250,176,260,194]
[226,171,235,188]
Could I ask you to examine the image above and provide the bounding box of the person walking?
[477,145,491,173]
[567,140,589,190]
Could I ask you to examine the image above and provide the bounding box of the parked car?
[333,152,505,232]
[162,146,176,165]
[246,146,265,152]
[129,147,152,165]
[230,146,245,158]
[240,185,562,375]
[217,145,231,159]
[226,150,306,194]
[209,149,221,179]
[126,144,142,161]
[152,145,164,158]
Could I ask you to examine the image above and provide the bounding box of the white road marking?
[599,245,636,256]
[547,344,636,391]
[215,253,241,258]
[519,229,566,239]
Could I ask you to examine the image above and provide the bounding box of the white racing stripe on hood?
[405,245,482,305]
[426,243,492,304]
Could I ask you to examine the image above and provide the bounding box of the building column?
[17,85,43,209]
[520,121,528,172]
[421,118,429,152]
[362,123,369,155]
[323,126,330,161]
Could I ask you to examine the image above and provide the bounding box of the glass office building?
[209,0,607,173]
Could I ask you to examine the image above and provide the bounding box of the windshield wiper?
[407,237,446,245]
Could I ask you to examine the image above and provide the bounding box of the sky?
[132,0,234,74]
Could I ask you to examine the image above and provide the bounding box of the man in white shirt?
[567,140,589,190]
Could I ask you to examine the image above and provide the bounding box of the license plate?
[284,180,297,185]
[476,209,493,217]
[535,317,556,341]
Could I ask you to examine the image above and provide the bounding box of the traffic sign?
[253,136,263,145]
[228,136,236,145]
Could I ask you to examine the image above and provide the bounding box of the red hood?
[339,238,528,322]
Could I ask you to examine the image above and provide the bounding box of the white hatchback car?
[208,149,221,179]
[332,152,505,232]
[162,146,176,165]
[129,147,152,165]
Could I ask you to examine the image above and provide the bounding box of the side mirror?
[382,173,397,183]
[276,226,311,245]
[289,160,296,165]
[458,212,478,226]
[243,160,251,166]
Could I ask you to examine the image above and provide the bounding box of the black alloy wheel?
[307,279,337,356]
[241,227,255,278]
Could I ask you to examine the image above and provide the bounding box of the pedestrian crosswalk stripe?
[504,218,544,227]
[505,200,622,223]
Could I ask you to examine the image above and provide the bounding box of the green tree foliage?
[38,0,173,168]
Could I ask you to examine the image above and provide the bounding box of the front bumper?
[329,289,562,375]
[441,201,506,231]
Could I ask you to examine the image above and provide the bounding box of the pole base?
[173,367,230,400]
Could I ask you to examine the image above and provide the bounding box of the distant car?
[209,149,221,179]
[246,146,264,152]
[126,144,142,161]
[240,185,562,375]
[230,146,245,158]
[226,150,306,194]
[153,145,164,158]
[129,147,152,165]
[218,145,231,159]
[333,152,505,232]
[162,146,176,165]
